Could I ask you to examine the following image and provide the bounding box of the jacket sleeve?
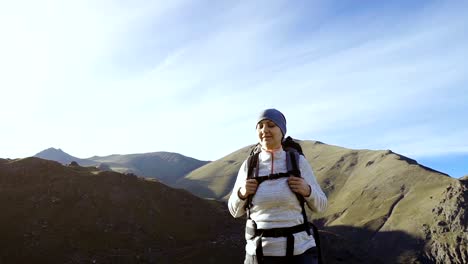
[228,160,248,218]
[299,155,327,213]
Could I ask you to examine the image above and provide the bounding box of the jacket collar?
[259,147,284,161]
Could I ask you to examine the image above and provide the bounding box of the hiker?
[228,108,327,264]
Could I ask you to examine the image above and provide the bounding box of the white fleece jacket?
[228,148,327,256]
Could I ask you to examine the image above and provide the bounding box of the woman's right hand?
[238,179,259,200]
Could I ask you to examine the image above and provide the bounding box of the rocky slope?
[424,180,467,263]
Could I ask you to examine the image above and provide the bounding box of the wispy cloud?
[1,0,467,166]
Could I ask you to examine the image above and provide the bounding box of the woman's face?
[256,119,283,150]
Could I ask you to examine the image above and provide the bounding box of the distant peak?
[42,147,65,153]
[33,148,77,165]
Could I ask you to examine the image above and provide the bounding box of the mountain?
[89,152,209,186]
[33,149,209,187]
[34,147,95,166]
[0,157,244,263]
[177,140,467,264]
[26,142,468,263]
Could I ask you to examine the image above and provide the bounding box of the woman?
[228,108,327,264]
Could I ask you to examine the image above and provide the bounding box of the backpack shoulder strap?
[310,223,324,264]
[285,147,312,236]
[246,153,259,180]
[245,144,261,218]
[286,150,301,177]
[284,139,323,258]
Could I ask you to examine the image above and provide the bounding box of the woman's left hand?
[288,176,311,197]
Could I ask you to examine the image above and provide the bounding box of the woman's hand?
[288,176,311,197]
[238,179,259,200]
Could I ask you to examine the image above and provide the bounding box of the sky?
[1,0,467,178]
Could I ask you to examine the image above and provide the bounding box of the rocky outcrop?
[424,180,468,264]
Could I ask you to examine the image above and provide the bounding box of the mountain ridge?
[33,148,210,186]
[34,147,95,166]
[176,139,467,263]
[24,140,467,263]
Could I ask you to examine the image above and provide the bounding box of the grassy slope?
[176,146,253,199]
[299,141,462,262]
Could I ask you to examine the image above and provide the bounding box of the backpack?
[244,136,324,264]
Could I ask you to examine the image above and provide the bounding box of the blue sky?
[0,1,467,178]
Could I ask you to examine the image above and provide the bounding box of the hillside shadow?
[206,221,432,264]
[319,224,430,264]
[0,158,244,264]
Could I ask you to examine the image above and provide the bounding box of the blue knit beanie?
[256,108,287,137]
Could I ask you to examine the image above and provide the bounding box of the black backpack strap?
[255,234,264,263]
[251,223,309,263]
[286,234,294,258]
[247,153,260,180]
[310,223,324,264]
[298,200,311,235]
[255,173,289,184]
[245,151,259,219]
[287,149,301,177]
[287,145,323,262]
[286,150,311,236]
